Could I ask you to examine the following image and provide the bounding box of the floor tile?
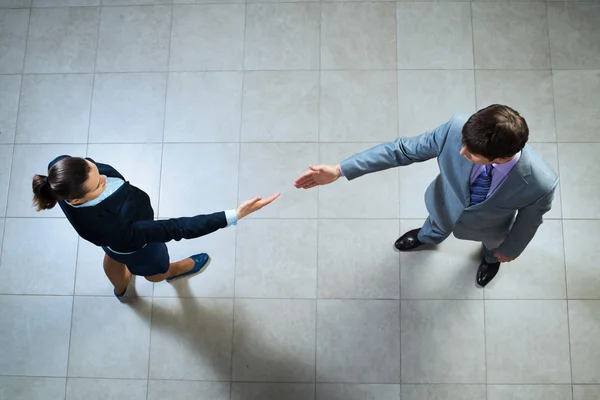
[236,219,317,298]
[318,219,400,299]
[487,385,573,400]
[484,220,566,299]
[241,71,319,142]
[233,384,314,400]
[155,226,235,297]
[569,300,600,383]
[0,145,12,217]
[398,70,476,137]
[0,75,21,144]
[320,71,398,142]
[24,8,99,73]
[75,237,154,297]
[148,381,230,400]
[472,3,550,69]
[0,218,78,295]
[0,9,28,74]
[548,2,600,69]
[232,299,316,382]
[402,384,486,400]
[528,143,562,219]
[6,144,87,218]
[68,296,152,379]
[321,3,396,70]
[318,384,400,400]
[475,71,556,142]
[558,143,600,219]
[399,158,440,219]
[159,143,239,217]
[401,300,485,383]
[89,73,166,143]
[0,219,4,257]
[0,377,66,400]
[317,299,400,383]
[149,298,233,380]
[87,143,162,211]
[319,143,400,218]
[573,386,600,400]
[96,6,171,72]
[396,2,473,69]
[553,71,600,142]
[239,143,318,218]
[0,0,31,8]
[169,4,244,71]
[66,379,147,400]
[16,74,93,144]
[164,72,242,142]
[104,0,170,5]
[485,300,571,383]
[245,3,319,70]
[564,220,600,299]
[400,220,483,300]
[0,295,71,376]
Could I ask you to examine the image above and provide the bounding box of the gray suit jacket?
[339,114,559,258]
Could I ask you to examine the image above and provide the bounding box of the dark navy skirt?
[102,242,170,277]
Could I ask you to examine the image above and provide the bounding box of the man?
[294,105,558,287]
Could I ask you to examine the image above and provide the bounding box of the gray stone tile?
[472,3,550,69]
[241,71,319,142]
[233,384,315,400]
[558,143,600,219]
[320,71,398,142]
[569,300,600,384]
[318,219,400,299]
[236,219,317,298]
[0,377,66,400]
[96,6,171,72]
[0,75,21,144]
[164,72,242,143]
[401,300,486,383]
[0,295,71,376]
[317,300,400,383]
[0,9,28,74]
[232,299,316,382]
[399,158,440,219]
[16,74,93,144]
[149,298,233,380]
[66,379,147,400]
[24,7,99,73]
[318,384,400,400]
[68,297,152,379]
[396,2,473,69]
[321,3,396,70]
[402,384,486,400]
[563,220,600,299]
[0,218,77,295]
[0,145,12,217]
[485,300,571,384]
[488,385,573,400]
[148,381,230,400]
[245,3,319,70]
[169,4,244,71]
[548,2,600,69]
[89,73,167,143]
[573,386,600,400]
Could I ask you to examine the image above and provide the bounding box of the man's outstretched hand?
[294,164,341,189]
[236,193,280,219]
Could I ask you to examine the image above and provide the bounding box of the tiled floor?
[0,0,599,399]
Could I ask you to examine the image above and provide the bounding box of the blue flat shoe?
[166,253,210,283]
[114,286,127,299]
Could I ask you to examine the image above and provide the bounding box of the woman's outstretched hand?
[236,193,281,219]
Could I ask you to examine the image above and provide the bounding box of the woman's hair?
[32,157,91,211]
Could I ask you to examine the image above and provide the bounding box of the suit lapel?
[480,147,532,206]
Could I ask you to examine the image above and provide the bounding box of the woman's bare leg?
[103,254,131,293]
[144,258,195,283]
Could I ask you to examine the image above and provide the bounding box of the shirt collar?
[492,150,521,175]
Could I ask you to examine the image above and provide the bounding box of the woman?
[32,155,279,298]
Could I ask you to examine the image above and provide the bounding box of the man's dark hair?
[462,104,529,160]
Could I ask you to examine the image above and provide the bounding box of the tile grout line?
[394,2,402,392]
[314,1,322,393]
[229,3,248,397]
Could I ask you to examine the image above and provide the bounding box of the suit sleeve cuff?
[225,209,238,227]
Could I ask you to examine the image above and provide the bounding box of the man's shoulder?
[521,145,559,192]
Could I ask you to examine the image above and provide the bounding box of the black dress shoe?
[476,258,501,287]
[394,228,423,251]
